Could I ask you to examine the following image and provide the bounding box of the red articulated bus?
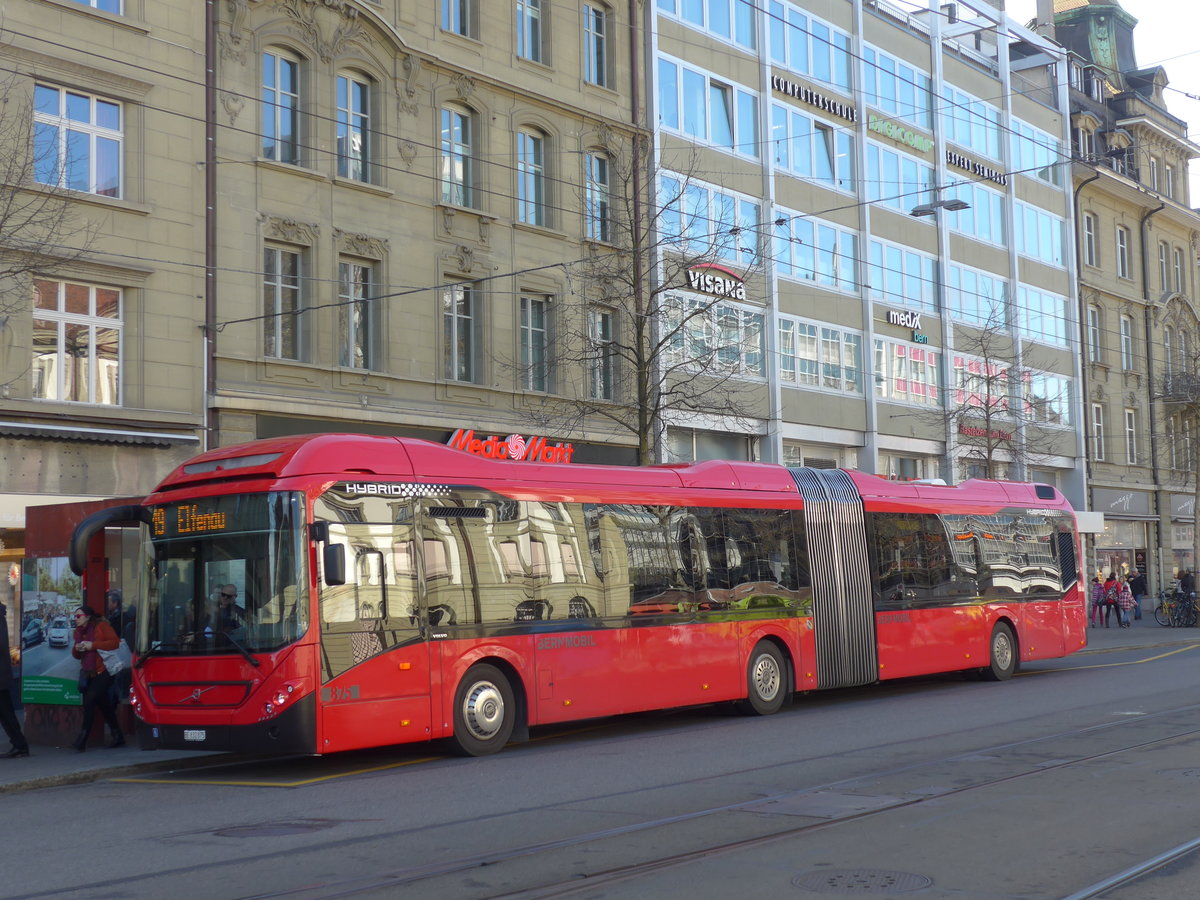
[69,434,1086,757]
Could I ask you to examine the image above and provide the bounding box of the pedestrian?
[1181,569,1196,599]
[70,606,124,751]
[104,588,133,702]
[1128,570,1146,621]
[0,600,30,758]
[1102,572,1120,628]
[1088,575,1105,628]
[1116,575,1135,628]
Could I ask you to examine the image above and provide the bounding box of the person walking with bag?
[0,600,30,758]
[70,606,124,751]
[1101,572,1120,628]
[1088,575,1104,628]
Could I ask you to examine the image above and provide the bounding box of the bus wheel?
[981,623,1017,682]
[450,664,516,757]
[738,641,786,716]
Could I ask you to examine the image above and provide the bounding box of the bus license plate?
[183,729,207,742]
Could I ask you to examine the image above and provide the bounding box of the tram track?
[15,693,1196,900]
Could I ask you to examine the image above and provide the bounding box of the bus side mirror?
[323,543,346,586]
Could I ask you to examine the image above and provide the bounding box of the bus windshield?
[143,491,308,656]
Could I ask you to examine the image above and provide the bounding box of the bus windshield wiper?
[134,641,175,668]
[218,631,261,667]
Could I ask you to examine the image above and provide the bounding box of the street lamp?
[910,197,970,216]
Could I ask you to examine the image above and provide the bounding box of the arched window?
[440,105,475,207]
[336,72,372,181]
[262,49,302,164]
[516,129,547,226]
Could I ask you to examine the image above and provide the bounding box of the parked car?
[47,617,72,648]
[21,619,44,649]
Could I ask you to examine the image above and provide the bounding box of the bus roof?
[150,433,1070,510]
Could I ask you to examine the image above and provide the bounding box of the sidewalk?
[3,618,1198,794]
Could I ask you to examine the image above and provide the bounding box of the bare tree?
[913,315,1071,482]
[1157,350,1200,580]
[0,65,98,385]
[522,138,768,465]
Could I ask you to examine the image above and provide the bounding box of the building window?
[336,74,370,181]
[1024,371,1072,426]
[1164,325,1175,374]
[1087,306,1101,362]
[442,0,475,37]
[440,106,474,207]
[262,51,300,164]
[1124,408,1137,465]
[1168,417,1179,470]
[1180,329,1191,366]
[1174,247,1185,293]
[1120,315,1134,370]
[1148,156,1159,192]
[263,247,304,360]
[338,260,378,369]
[1091,403,1105,461]
[781,319,864,394]
[1165,165,1175,199]
[31,278,121,405]
[661,173,759,264]
[771,104,855,190]
[659,58,758,157]
[1082,213,1098,266]
[872,337,937,405]
[443,281,478,382]
[773,207,857,291]
[666,296,765,378]
[870,240,938,312]
[33,84,122,197]
[588,307,614,400]
[772,4,854,92]
[861,46,929,126]
[583,4,610,87]
[517,0,543,62]
[516,130,546,226]
[585,151,611,242]
[662,0,756,49]
[1015,202,1065,266]
[1072,126,1095,160]
[1115,225,1131,279]
[71,0,121,10]
[1159,241,1171,290]
[520,295,551,391]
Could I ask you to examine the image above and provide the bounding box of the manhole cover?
[792,869,933,894]
[215,820,337,838]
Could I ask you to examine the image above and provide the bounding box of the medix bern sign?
[685,263,746,300]
[448,429,576,463]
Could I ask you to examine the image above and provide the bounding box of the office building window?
[32,278,121,405]
[588,307,614,400]
[261,50,300,164]
[661,0,756,49]
[336,73,370,181]
[443,281,478,382]
[338,260,378,369]
[442,0,475,37]
[1082,212,1098,266]
[585,151,611,242]
[1116,226,1131,279]
[1087,306,1101,362]
[872,337,937,405]
[33,84,122,197]
[1091,403,1105,461]
[1120,315,1134,370]
[773,209,857,291]
[440,106,475,207]
[1124,408,1137,465]
[771,3,853,92]
[263,246,304,360]
[665,296,764,377]
[517,0,543,62]
[517,130,546,226]
[660,173,759,264]
[583,4,610,87]
[520,295,551,391]
[659,57,758,157]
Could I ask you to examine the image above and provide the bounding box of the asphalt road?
[3,636,1200,900]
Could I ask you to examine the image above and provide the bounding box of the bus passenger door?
[317,519,430,754]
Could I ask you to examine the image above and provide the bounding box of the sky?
[1006,0,1200,202]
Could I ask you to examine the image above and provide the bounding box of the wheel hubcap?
[993,634,1013,671]
[753,654,780,701]
[462,681,505,741]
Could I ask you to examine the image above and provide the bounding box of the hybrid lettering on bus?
[69,434,1086,757]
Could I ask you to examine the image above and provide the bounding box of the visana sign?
[686,263,747,300]
[448,429,576,463]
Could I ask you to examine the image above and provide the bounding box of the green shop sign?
[868,114,933,153]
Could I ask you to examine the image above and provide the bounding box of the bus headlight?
[260,682,299,721]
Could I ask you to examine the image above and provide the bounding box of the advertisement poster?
[19,557,82,706]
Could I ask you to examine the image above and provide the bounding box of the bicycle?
[1154,590,1198,627]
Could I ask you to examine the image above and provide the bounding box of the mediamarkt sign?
[448,429,576,463]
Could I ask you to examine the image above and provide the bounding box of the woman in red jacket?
[70,606,123,751]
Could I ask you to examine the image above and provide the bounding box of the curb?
[0,751,257,796]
